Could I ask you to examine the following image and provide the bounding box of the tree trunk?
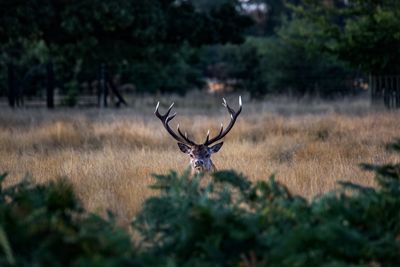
[7,63,16,108]
[98,63,108,108]
[46,62,55,109]
[107,75,128,107]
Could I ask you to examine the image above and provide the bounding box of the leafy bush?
[128,46,204,95]
[0,175,139,266]
[135,141,400,266]
[247,17,357,98]
[1,140,400,266]
[199,22,357,99]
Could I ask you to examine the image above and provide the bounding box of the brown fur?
[178,143,222,174]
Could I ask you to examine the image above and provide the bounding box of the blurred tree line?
[199,0,399,98]
[0,0,251,100]
[1,0,399,101]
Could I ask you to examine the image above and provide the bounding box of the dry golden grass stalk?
[0,95,399,223]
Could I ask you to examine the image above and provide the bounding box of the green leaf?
[0,226,15,266]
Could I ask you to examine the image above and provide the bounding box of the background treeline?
[1,0,399,100]
[1,140,400,266]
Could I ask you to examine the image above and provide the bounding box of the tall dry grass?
[0,94,399,223]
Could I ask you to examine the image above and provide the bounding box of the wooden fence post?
[371,74,400,109]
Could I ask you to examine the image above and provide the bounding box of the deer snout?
[194,159,204,167]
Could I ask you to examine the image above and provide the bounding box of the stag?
[155,96,242,174]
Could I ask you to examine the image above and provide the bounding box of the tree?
[0,0,252,98]
[253,18,355,97]
[290,0,400,74]
[240,0,300,36]
[198,17,355,98]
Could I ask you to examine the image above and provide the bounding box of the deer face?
[177,143,223,172]
[155,96,242,174]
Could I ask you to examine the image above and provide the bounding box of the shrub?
[0,175,139,266]
[250,18,357,98]
[134,141,400,266]
[1,140,399,266]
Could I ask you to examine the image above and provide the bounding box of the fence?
[370,75,400,109]
[5,63,127,108]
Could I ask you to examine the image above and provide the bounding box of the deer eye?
[189,154,194,158]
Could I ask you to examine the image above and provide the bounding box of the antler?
[154,102,196,145]
[204,96,242,146]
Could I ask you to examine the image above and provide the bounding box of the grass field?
[0,93,399,224]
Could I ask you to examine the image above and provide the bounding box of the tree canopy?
[2,0,398,100]
[0,0,252,95]
[291,0,400,74]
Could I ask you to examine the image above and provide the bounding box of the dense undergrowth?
[1,141,400,266]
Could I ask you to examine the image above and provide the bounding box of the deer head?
[155,96,242,174]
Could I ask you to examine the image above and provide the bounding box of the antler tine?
[177,124,196,145]
[154,102,174,119]
[222,97,237,117]
[155,101,196,145]
[204,129,210,144]
[204,96,242,146]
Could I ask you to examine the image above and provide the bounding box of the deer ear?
[209,142,223,153]
[177,143,191,154]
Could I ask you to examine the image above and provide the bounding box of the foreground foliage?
[1,141,400,266]
[0,176,138,266]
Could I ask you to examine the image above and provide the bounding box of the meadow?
[0,93,399,224]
